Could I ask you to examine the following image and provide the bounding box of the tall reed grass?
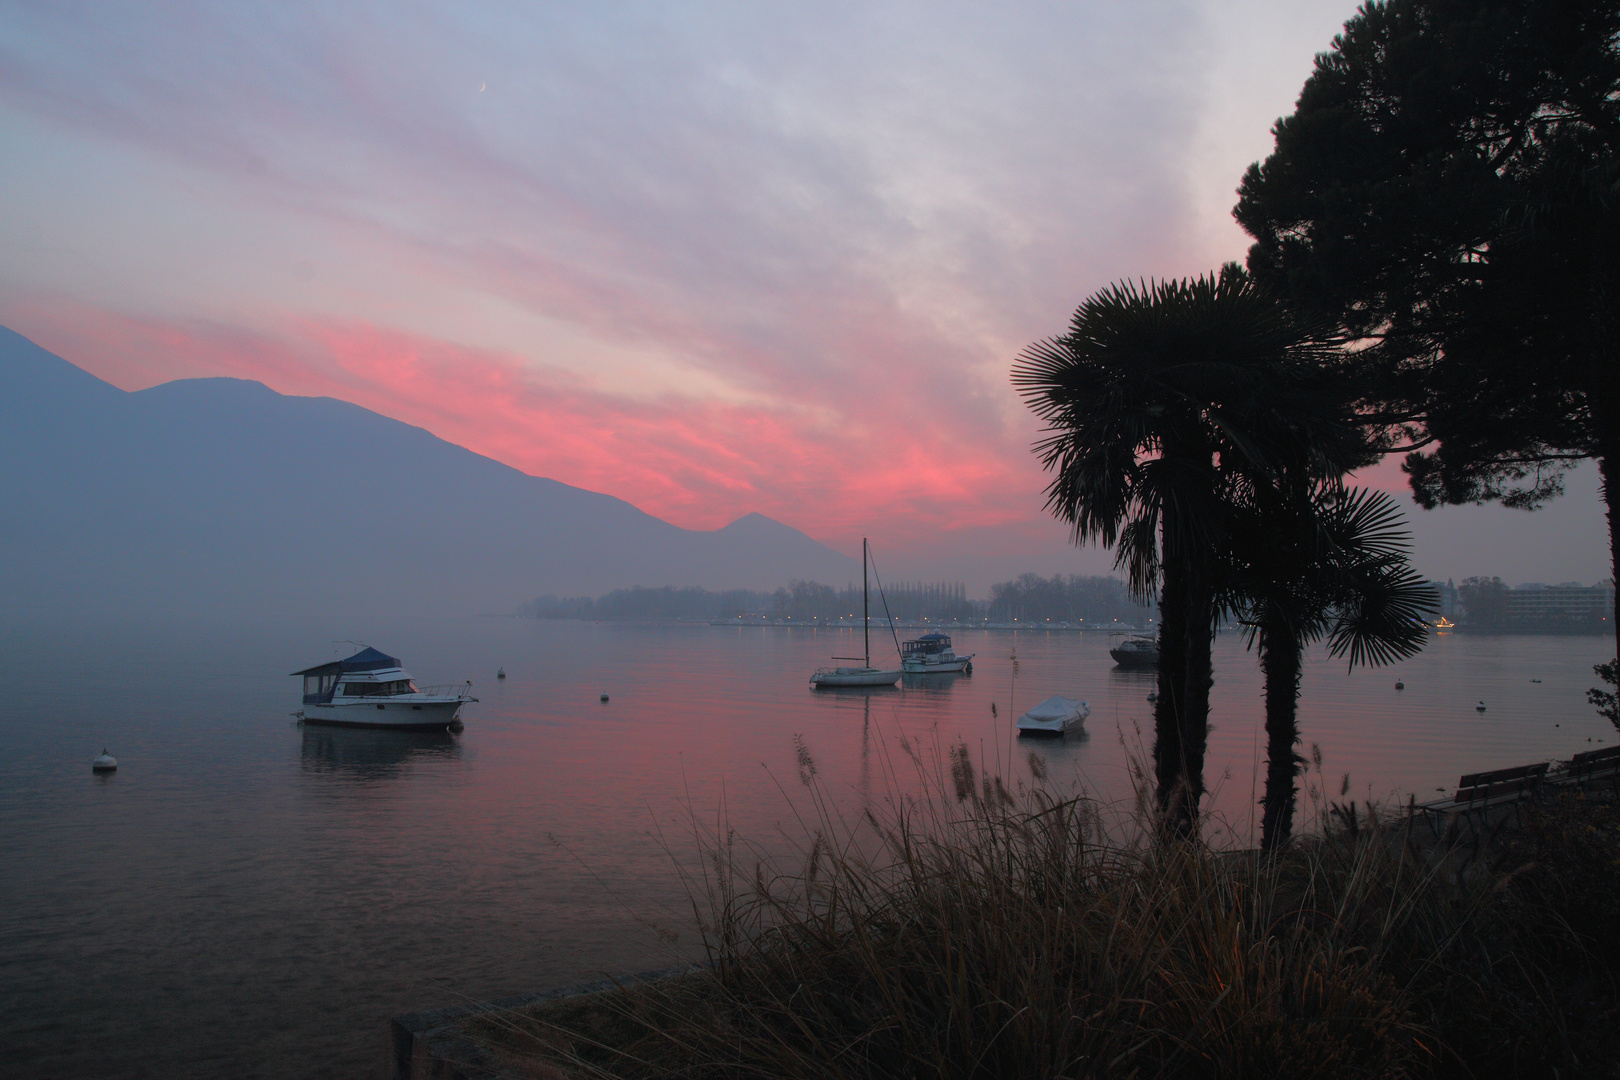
[468,745,1620,1079]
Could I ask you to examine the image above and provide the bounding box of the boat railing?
[415,682,478,700]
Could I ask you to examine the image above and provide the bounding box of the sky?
[0,1,1610,591]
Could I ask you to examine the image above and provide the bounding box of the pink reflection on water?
[460,624,1618,856]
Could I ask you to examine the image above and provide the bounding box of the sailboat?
[810,538,902,688]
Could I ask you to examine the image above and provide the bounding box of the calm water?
[2,615,1614,1079]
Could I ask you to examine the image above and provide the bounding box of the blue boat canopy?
[291,646,402,677]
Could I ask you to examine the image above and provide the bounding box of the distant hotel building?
[1506,581,1615,625]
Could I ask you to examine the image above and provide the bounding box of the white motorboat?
[1108,634,1158,669]
[293,646,476,730]
[811,538,901,688]
[900,632,974,674]
[1015,695,1090,736]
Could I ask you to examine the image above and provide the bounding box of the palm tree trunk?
[1178,570,1215,833]
[1258,616,1303,851]
[1153,559,1189,829]
[1153,530,1209,839]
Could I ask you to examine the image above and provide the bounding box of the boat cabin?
[292,646,417,704]
[902,632,953,660]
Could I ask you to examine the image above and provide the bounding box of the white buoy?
[497,667,506,679]
[91,749,117,773]
[1476,701,1487,712]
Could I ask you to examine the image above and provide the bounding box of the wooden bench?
[1569,744,1620,787]
[1416,762,1549,837]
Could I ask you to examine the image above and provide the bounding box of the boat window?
[304,674,340,698]
[341,680,413,696]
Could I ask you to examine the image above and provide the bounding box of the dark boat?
[900,632,974,674]
[1108,635,1158,669]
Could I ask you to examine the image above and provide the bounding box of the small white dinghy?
[1015,696,1089,737]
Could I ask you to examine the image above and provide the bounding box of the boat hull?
[811,667,901,688]
[301,698,466,730]
[901,655,973,674]
[1109,648,1158,669]
[1014,721,1081,737]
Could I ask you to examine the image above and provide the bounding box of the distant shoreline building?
[1453,578,1614,633]
[1505,581,1615,627]
[1427,579,1459,619]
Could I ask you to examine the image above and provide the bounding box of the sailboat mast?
[862,538,870,667]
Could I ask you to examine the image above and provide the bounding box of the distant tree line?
[1457,577,1510,628]
[523,579,978,622]
[986,573,1151,623]
[523,586,771,621]
[522,575,1145,623]
[882,581,975,622]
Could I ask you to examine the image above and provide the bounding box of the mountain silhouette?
[0,326,857,616]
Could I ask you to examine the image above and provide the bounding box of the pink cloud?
[9,302,1048,559]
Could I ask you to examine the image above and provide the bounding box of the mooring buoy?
[91,749,117,773]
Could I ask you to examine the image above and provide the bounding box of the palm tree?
[1013,267,1361,837]
[1227,485,1434,850]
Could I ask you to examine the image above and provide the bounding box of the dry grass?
[465,746,1620,1080]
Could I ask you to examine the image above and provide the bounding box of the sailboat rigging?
[809,538,902,688]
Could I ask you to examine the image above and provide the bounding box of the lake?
[1,615,1613,1079]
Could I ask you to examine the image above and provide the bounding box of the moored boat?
[811,538,901,689]
[810,665,905,687]
[1015,696,1090,736]
[293,646,476,730]
[900,632,974,674]
[1108,634,1158,669]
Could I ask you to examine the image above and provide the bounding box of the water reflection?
[299,724,462,779]
[899,672,964,695]
[1108,667,1158,696]
[808,683,899,698]
[10,619,1619,1080]
[1015,726,1091,745]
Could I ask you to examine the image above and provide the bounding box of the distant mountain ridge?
[0,326,858,616]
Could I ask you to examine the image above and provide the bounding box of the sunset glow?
[0,2,1607,585]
